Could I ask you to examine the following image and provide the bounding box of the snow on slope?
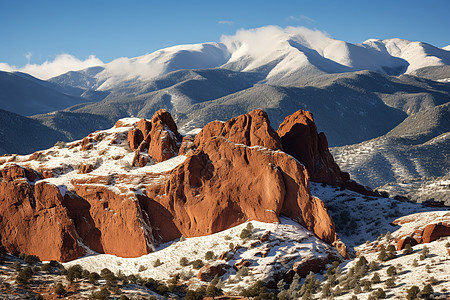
[0,117,187,197]
[50,26,450,91]
[65,218,341,294]
[310,182,449,248]
[363,38,450,74]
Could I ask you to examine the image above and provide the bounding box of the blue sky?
[1,0,449,67]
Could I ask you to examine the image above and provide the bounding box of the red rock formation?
[146,136,338,245]
[198,263,231,281]
[127,128,144,151]
[394,213,450,250]
[422,223,450,243]
[70,182,153,258]
[126,110,181,162]
[194,109,282,150]
[0,109,348,262]
[277,110,375,196]
[179,135,195,155]
[0,167,84,262]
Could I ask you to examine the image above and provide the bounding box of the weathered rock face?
[0,109,346,262]
[0,165,84,262]
[127,109,181,163]
[146,136,338,245]
[277,110,375,196]
[194,109,282,151]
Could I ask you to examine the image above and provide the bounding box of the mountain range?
[0,25,449,201]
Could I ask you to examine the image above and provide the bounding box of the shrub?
[191,259,204,269]
[12,261,22,271]
[55,283,66,296]
[372,288,386,299]
[369,261,379,271]
[420,246,429,260]
[180,257,190,266]
[371,272,381,283]
[378,248,389,261]
[385,278,395,288]
[138,265,147,272]
[119,296,129,300]
[362,280,372,292]
[153,259,163,267]
[156,284,169,295]
[40,263,52,272]
[355,256,368,268]
[88,272,101,284]
[185,286,206,300]
[92,287,111,299]
[403,243,413,255]
[386,266,397,276]
[206,275,222,296]
[54,141,66,149]
[420,284,434,298]
[66,264,83,282]
[321,283,331,297]
[24,254,40,265]
[205,251,215,260]
[406,285,420,300]
[16,267,33,284]
[412,259,419,267]
[229,242,234,250]
[240,228,252,239]
[82,269,90,278]
[246,222,254,231]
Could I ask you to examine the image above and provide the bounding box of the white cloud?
[218,20,234,25]
[0,54,104,80]
[287,15,315,23]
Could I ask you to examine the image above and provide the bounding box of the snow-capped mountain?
[50,26,450,90]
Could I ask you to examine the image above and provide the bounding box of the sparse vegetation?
[180,256,190,266]
[55,283,66,296]
[191,259,204,269]
[420,246,430,260]
[205,250,215,260]
[406,285,420,300]
[403,243,413,255]
[153,258,163,267]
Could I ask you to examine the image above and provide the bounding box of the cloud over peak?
[0,54,104,80]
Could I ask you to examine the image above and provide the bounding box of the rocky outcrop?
[0,109,347,262]
[198,263,231,281]
[393,212,450,250]
[194,109,282,150]
[0,165,84,262]
[127,109,182,163]
[146,136,338,245]
[277,110,375,196]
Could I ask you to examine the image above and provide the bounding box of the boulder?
[233,259,251,270]
[422,223,450,243]
[194,109,282,150]
[260,231,271,243]
[197,263,231,281]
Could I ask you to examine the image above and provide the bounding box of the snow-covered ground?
[65,218,341,294]
[0,117,187,197]
[310,182,449,248]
